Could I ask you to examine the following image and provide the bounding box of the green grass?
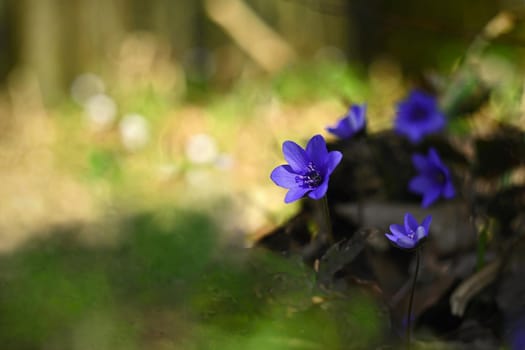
[0,208,383,349]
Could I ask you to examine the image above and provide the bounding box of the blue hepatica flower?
[270,134,342,203]
[394,90,446,143]
[386,213,431,249]
[326,104,366,139]
[409,148,455,208]
[511,318,525,350]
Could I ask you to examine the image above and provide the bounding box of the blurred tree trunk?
[272,0,350,57]
[68,0,128,74]
[205,0,297,73]
[0,0,503,102]
[0,1,16,85]
[10,0,129,102]
[148,0,202,55]
[14,0,63,101]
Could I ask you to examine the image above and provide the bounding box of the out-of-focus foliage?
[272,63,368,103]
[0,209,383,349]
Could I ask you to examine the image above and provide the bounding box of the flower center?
[410,105,428,122]
[407,226,426,241]
[433,170,446,184]
[295,162,323,189]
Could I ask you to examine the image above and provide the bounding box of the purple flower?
[394,90,446,143]
[326,104,366,139]
[409,148,455,208]
[270,134,342,203]
[510,318,525,350]
[386,213,431,249]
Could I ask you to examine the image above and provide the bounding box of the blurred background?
[0,0,524,348]
[1,0,523,247]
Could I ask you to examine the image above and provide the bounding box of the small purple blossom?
[270,134,342,203]
[326,104,366,139]
[409,148,455,208]
[510,317,525,350]
[386,213,431,249]
[394,90,446,143]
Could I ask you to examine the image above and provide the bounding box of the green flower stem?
[320,195,334,243]
[476,218,495,271]
[407,248,421,350]
[476,228,488,271]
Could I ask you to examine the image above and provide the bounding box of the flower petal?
[327,104,366,139]
[412,154,431,172]
[407,130,424,144]
[270,165,298,189]
[415,226,427,240]
[385,233,410,248]
[395,238,416,249]
[284,187,309,203]
[385,233,398,244]
[282,140,309,173]
[386,233,414,249]
[395,123,424,143]
[421,186,441,207]
[427,148,443,167]
[350,104,367,128]
[308,181,328,200]
[323,151,343,176]
[326,118,351,139]
[408,175,433,195]
[404,213,418,232]
[422,215,432,234]
[305,135,328,167]
[427,113,446,132]
[389,224,406,237]
[443,180,455,198]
